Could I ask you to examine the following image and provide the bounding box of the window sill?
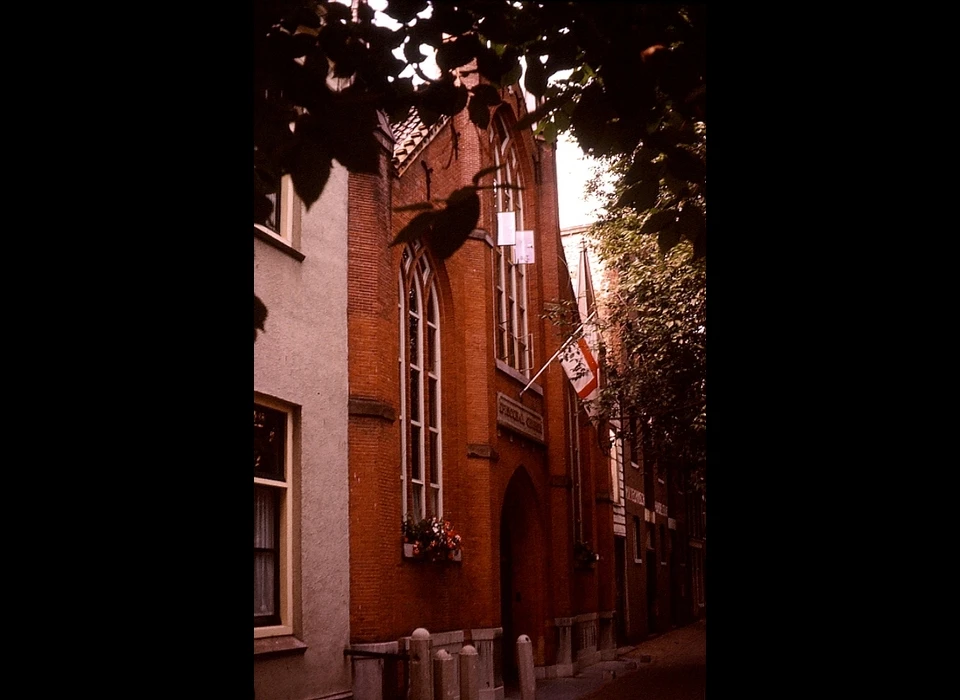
[254,225,305,262]
[403,543,462,562]
[254,635,308,659]
[496,360,542,395]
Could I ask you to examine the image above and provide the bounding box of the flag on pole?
[559,331,600,418]
[519,245,600,418]
[559,246,601,418]
[577,245,601,366]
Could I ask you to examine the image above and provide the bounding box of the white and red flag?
[520,246,602,419]
[559,246,601,417]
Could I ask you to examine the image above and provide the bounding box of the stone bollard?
[434,649,457,700]
[516,635,536,700]
[409,628,433,700]
[460,644,479,700]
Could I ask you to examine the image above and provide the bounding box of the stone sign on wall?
[496,393,545,443]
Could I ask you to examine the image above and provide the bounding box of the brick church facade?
[345,77,617,695]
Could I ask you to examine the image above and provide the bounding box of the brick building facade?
[560,228,708,648]
[345,80,617,696]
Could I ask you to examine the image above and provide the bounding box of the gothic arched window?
[399,242,442,521]
[491,112,531,375]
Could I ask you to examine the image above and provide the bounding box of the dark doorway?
[499,468,544,688]
[614,537,627,643]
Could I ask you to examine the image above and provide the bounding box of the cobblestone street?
[506,619,706,700]
[585,619,706,700]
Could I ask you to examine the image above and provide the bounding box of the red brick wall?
[347,93,613,664]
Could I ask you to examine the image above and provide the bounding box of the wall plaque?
[496,392,545,443]
[626,486,645,507]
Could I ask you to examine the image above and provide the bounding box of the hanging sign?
[497,211,516,246]
[515,229,535,264]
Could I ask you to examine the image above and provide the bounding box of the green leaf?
[324,2,352,23]
[418,77,468,118]
[254,294,268,342]
[676,205,705,243]
[663,147,705,184]
[286,119,332,209]
[616,178,659,212]
[475,46,503,83]
[493,45,522,89]
[436,34,482,72]
[540,120,558,145]
[639,209,678,235]
[523,53,547,99]
[468,93,491,129]
[356,1,376,24]
[324,93,380,175]
[692,226,706,259]
[658,223,681,255]
[471,83,502,107]
[514,90,575,131]
[415,103,443,127]
[431,4,474,36]
[403,38,427,64]
[383,0,429,24]
[500,61,522,90]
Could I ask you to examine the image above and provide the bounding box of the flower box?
[402,516,463,563]
[403,542,463,562]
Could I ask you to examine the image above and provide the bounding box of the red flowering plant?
[402,515,463,562]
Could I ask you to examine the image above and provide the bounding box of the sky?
[555,135,604,230]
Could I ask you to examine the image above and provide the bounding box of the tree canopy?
[583,151,706,491]
[254,0,706,336]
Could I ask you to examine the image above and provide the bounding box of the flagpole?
[519,310,597,397]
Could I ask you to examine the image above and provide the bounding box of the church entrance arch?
[499,466,545,685]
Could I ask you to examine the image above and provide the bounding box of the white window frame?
[254,394,295,639]
[400,243,443,522]
[491,113,531,376]
[254,173,302,250]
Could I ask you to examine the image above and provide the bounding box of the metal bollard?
[516,635,536,700]
[434,649,457,700]
[409,628,433,700]
[460,644,479,700]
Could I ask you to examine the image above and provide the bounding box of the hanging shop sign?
[496,393,545,443]
[655,502,668,517]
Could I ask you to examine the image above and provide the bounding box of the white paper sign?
[497,211,516,246]
[515,229,535,264]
